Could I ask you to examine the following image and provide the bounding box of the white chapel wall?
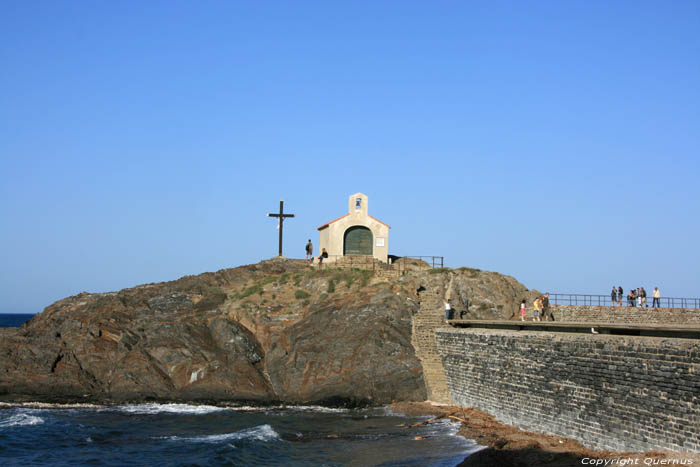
[318,193,389,263]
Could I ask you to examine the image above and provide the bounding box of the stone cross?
[267,200,295,257]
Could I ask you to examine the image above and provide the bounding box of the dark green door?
[343,226,373,256]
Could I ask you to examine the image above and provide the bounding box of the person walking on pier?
[533,296,542,322]
[520,299,526,321]
[618,286,623,306]
[542,293,553,321]
[611,286,617,307]
[653,287,661,308]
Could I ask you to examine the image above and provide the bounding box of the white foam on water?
[161,424,281,444]
[113,403,230,415]
[223,405,266,412]
[280,405,349,414]
[380,406,409,417]
[225,404,350,414]
[0,402,104,410]
[0,412,45,428]
[419,417,465,437]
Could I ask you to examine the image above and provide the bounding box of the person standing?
[653,287,661,308]
[618,287,623,307]
[611,286,617,307]
[520,299,527,321]
[641,287,647,307]
[542,293,553,321]
[533,296,542,322]
[305,240,313,261]
[445,299,453,321]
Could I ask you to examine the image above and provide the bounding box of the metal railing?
[550,293,700,310]
[393,256,445,269]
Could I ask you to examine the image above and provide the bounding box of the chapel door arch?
[343,226,373,256]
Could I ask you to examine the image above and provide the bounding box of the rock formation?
[0,258,537,406]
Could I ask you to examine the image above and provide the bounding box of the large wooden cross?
[267,200,295,257]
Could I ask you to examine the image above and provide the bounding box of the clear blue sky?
[1,1,699,313]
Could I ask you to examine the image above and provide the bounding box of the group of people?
[610,286,661,308]
[305,240,328,265]
[520,293,554,321]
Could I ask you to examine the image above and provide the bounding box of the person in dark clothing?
[618,287,623,306]
[542,293,553,321]
[611,286,617,307]
[318,248,328,267]
[305,240,313,261]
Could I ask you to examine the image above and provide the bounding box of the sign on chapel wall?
[317,193,391,263]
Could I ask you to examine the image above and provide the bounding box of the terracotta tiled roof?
[317,214,391,230]
[369,215,391,229]
[317,214,348,230]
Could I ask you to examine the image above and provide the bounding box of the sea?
[0,314,482,466]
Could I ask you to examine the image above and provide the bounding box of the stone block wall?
[435,328,700,452]
[553,305,700,325]
[410,274,452,404]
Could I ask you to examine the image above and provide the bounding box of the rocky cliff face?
[0,259,537,406]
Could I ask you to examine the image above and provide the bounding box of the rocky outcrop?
[0,259,537,406]
[447,267,541,320]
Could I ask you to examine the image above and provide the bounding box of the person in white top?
[445,300,452,321]
[652,287,661,308]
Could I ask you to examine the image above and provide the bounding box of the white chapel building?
[317,193,390,263]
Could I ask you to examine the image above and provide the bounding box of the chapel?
[317,193,390,263]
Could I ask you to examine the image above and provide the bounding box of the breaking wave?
[113,403,230,415]
[228,404,349,414]
[0,412,45,428]
[0,402,103,410]
[276,405,349,414]
[160,424,281,443]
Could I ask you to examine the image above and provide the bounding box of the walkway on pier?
[447,319,700,339]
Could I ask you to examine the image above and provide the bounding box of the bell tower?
[348,193,368,218]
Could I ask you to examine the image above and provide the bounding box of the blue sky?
[1,1,699,313]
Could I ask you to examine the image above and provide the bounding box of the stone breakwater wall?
[553,305,700,325]
[435,328,700,453]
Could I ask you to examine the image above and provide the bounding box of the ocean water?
[0,403,480,466]
[0,315,482,466]
[0,313,35,328]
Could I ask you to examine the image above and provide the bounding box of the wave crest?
[113,403,229,415]
[162,424,280,443]
[229,404,349,414]
[0,413,45,428]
